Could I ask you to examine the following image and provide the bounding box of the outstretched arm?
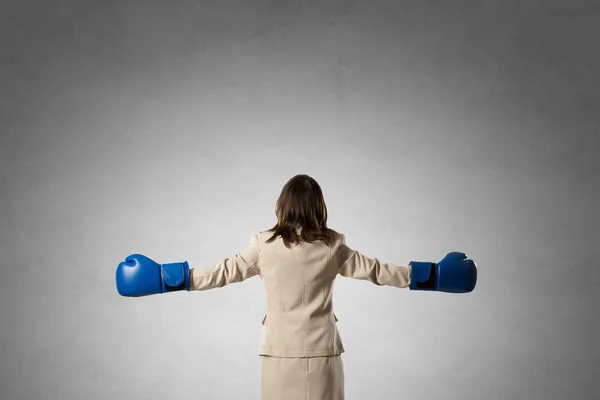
[190,234,261,291]
[116,234,261,297]
[336,236,477,293]
[336,238,411,288]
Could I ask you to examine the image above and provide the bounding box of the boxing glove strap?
[408,261,438,290]
[160,261,191,292]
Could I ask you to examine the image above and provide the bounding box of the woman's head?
[266,174,340,248]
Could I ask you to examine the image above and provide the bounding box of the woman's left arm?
[189,234,261,291]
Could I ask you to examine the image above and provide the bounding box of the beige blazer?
[189,227,412,357]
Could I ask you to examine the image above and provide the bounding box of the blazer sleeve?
[336,235,411,288]
[189,234,261,291]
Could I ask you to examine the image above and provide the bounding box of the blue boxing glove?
[116,254,190,297]
[409,252,477,293]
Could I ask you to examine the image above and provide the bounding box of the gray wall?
[1,1,598,399]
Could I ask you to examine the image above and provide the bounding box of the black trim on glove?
[415,263,437,289]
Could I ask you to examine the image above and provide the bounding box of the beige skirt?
[260,355,345,400]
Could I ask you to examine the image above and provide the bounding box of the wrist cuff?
[408,261,436,290]
[160,261,190,292]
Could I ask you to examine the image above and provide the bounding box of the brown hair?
[265,174,341,249]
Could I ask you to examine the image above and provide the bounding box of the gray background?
[1,1,599,399]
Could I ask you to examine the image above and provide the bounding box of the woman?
[116,174,477,400]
